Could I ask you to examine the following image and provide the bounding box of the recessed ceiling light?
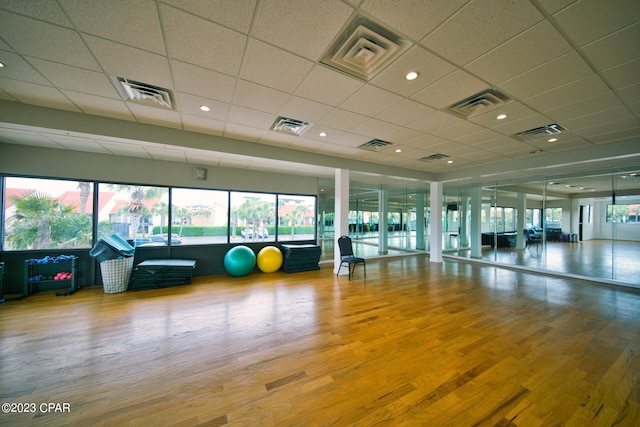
[447,160,453,164]
[319,132,327,137]
[200,105,210,112]
[548,138,557,142]
[405,71,419,80]
[0,62,5,68]
[496,114,507,120]
[395,148,402,153]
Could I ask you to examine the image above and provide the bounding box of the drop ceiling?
[0,0,639,194]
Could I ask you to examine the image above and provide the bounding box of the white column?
[378,188,388,254]
[470,187,482,258]
[416,191,425,250]
[429,181,443,263]
[516,192,527,249]
[334,168,350,274]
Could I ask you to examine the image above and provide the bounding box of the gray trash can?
[90,234,135,293]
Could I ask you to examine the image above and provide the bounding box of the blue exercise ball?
[224,245,256,276]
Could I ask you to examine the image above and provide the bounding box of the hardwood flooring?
[1,256,639,426]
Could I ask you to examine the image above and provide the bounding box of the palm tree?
[6,191,89,249]
[109,185,167,238]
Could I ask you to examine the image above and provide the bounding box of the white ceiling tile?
[127,104,183,129]
[251,0,354,61]
[602,58,640,90]
[330,132,370,148]
[232,80,290,114]
[617,83,640,105]
[175,92,229,121]
[61,90,135,121]
[371,46,457,97]
[382,127,426,145]
[421,0,543,66]
[279,96,333,124]
[0,51,49,85]
[523,74,611,111]
[28,58,119,98]
[0,0,72,26]
[0,78,81,112]
[160,0,257,33]
[411,70,487,109]
[295,65,364,106]
[536,0,575,15]
[181,113,225,137]
[160,4,246,75]
[406,111,460,134]
[0,128,64,148]
[83,35,173,88]
[340,85,403,117]
[319,108,369,132]
[547,92,626,122]
[351,118,398,139]
[560,103,636,130]
[171,61,237,103]
[224,122,263,142]
[377,99,436,126]
[552,0,640,46]
[431,121,485,140]
[362,0,469,41]
[581,22,640,69]
[0,11,100,70]
[100,141,151,158]
[226,105,275,129]
[465,21,573,83]
[58,0,166,54]
[239,39,314,92]
[468,102,533,128]
[499,52,594,100]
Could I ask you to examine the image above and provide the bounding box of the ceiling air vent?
[270,116,312,136]
[321,15,411,81]
[109,76,175,109]
[420,153,450,162]
[448,88,512,118]
[514,123,567,141]
[359,139,394,152]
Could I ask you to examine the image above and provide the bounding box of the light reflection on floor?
[318,233,639,286]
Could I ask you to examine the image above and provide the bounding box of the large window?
[171,188,229,244]
[277,195,316,241]
[97,183,169,245]
[3,176,316,251]
[607,203,640,223]
[230,191,276,242]
[4,177,94,250]
[545,207,563,228]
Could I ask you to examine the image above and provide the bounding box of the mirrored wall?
[319,163,639,288]
[445,164,640,287]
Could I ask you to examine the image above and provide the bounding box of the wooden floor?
[1,257,640,426]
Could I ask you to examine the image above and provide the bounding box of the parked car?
[241,227,269,239]
[150,234,182,245]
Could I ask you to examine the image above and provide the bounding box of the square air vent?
[448,88,512,118]
[420,153,450,162]
[109,76,175,109]
[321,16,410,81]
[270,116,312,136]
[514,123,567,141]
[359,139,394,152]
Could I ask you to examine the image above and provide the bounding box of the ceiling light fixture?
[496,114,507,120]
[0,62,5,68]
[548,137,557,142]
[395,148,402,153]
[447,160,453,164]
[200,105,210,112]
[405,71,419,80]
[319,132,327,137]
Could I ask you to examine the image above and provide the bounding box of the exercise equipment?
[224,245,256,276]
[257,246,283,273]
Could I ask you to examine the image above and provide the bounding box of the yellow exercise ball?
[257,246,283,273]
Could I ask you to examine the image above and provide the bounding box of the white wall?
[0,143,319,195]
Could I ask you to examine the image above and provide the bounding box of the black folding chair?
[337,235,366,280]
